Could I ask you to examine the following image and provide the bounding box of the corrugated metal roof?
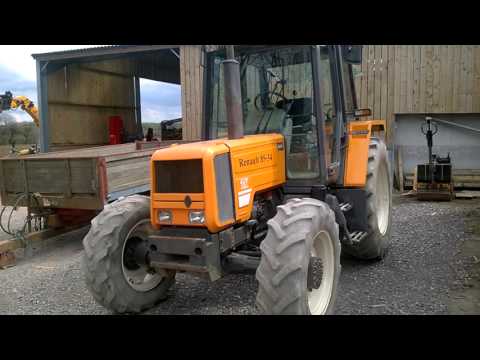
[32,45,180,62]
[32,45,119,58]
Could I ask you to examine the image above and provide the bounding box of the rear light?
[189,211,205,224]
[158,210,172,224]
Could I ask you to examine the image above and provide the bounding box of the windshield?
[206,46,324,180]
[207,46,315,136]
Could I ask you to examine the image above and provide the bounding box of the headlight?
[189,211,205,224]
[158,210,172,223]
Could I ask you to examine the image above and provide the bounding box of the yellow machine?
[0,91,40,127]
[83,45,392,315]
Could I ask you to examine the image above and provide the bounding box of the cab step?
[339,202,353,213]
[350,231,367,244]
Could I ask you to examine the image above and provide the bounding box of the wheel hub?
[307,257,324,291]
[121,220,166,293]
[307,230,335,315]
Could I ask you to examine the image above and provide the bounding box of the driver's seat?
[259,107,293,153]
[244,106,288,134]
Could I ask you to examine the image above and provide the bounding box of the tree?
[0,114,38,146]
[21,123,33,144]
[0,112,19,146]
[0,112,16,126]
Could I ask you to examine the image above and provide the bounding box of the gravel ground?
[0,195,478,315]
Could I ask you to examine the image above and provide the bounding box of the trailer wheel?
[343,137,392,260]
[82,195,175,314]
[255,198,341,315]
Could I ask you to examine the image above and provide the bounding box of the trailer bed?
[0,141,186,210]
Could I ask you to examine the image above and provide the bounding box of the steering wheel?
[324,108,334,122]
[254,91,289,112]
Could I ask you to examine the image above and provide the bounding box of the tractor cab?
[204,45,361,185]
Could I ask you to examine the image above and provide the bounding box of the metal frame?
[312,45,328,185]
[330,45,352,187]
[201,46,209,141]
[32,45,181,62]
[134,76,143,139]
[36,60,50,153]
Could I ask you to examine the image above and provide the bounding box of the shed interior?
[37,47,181,151]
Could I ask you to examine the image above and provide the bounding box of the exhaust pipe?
[223,45,244,140]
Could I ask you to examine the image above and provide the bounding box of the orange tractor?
[83,45,392,315]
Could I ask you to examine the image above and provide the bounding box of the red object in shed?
[108,116,124,145]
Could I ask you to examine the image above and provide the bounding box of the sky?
[0,45,182,123]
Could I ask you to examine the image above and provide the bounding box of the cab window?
[341,60,356,116]
[319,46,337,168]
[207,46,322,180]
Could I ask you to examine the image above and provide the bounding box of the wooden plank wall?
[47,63,137,147]
[354,45,480,143]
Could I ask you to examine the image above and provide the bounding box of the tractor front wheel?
[255,198,341,315]
[82,195,175,314]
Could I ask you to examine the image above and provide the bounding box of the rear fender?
[343,120,386,187]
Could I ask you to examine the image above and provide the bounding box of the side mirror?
[341,45,363,65]
[354,108,372,118]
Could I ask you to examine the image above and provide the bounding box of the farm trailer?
[0,141,187,259]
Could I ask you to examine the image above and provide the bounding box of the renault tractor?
[82,45,392,315]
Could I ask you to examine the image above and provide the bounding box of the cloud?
[140,79,182,122]
[142,106,182,123]
[0,64,37,96]
[0,45,104,81]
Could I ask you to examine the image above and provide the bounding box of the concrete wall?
[394,114,480,180]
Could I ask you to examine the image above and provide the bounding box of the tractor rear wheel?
[343,137,392,260]
[82,195,175,314]
[255,198,341,315]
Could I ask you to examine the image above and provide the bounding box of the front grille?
[155,160,204,193]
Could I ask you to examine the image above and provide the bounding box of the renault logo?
[184,195,192,208]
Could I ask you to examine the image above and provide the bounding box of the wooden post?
[397,145,404,192]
